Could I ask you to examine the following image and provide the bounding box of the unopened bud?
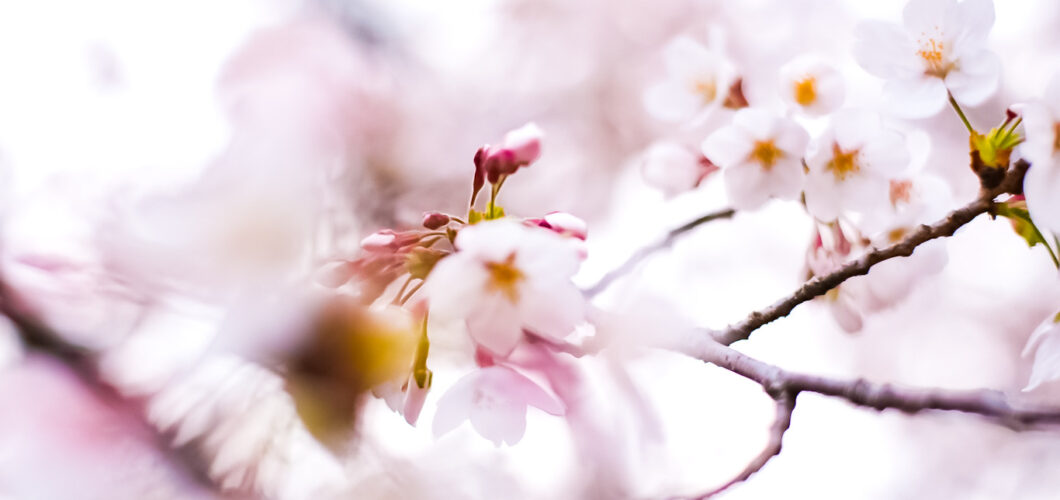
[422,212,451,230]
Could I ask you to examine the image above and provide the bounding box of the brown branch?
[685,335,1060,431]
[585,208,736,298]
[680,391,795,500]
[713,161,1028,346]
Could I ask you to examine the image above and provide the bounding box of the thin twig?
[683,391,796,500]
[584,208,736,298]
[714,162,1028,346]
[685,335,1060,431]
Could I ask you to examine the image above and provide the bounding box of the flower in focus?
[639,142,719,196]
[432,365,564,446]
[779,55,845,116]
[701,107,809,210]
[1022,77,1060,236]
[804,110,910,221]
[423,219,584,357]
[854,0,1000,118]
[1023,310,1060,391]
[643,36,736,122]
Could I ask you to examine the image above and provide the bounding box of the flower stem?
[948,93,974,134]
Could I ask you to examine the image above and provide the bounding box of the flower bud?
[540,211,588,240]
[360,231,397,251]
[422,212,451,230]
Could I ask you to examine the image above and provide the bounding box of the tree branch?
[713,161,1028,346]
[680,391,795,500]
[683,335,1060,431]
[584,208,736,298]
[0,282,222,493]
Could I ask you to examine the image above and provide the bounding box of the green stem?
[398,280,425,305]
[948,93,974,134]
[391,275,414,305]
[411,311,431,388]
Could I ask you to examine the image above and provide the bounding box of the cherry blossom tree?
[4,0,1060,499]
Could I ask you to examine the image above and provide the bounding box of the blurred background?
[2,0,1060,499]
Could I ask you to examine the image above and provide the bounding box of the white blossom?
[1022,76,1060,237]
[423,219,585,357]
[701,107,809,210]
[804,110,910,221]
[854,0,1000,118]
[779,56,845,117]
[1024,310,1060,391]
[643,36,736,122]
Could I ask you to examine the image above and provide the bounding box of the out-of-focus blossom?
[854,0,1000,118]
[538,212,588,240]
[479,123,545,183]
[804,110,910,221]
[433,365,564,446]
[639,142,718,197]
[643,36,736,122]
[701,107,809,210]
[1024,310,1060,391]
[423,219,584,357]
[422,212,452,230]
[1022,77,1060,236]
[778,56,845,117]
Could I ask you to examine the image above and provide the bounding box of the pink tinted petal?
[543,212,588,240]
[485,366,565,416]
[432,372,477,438]
[313,261,356,288]
[403,375,430,425]
[829,293,864,333]
[469,398,526,446]
[946,50,1000,106]
[502,122,544,165]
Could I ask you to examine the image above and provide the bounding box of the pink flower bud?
[480,123,545,182]
[422,212,451,230]
[403,371,431,425]
[541,212,587,240]
[360,231,397,251]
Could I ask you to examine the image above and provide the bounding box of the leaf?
[997,203,1060,268]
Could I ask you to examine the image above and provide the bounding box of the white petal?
[829,293,864,333]
[644,80,700,122]
[833,109,882,152]
[518,280,584,341]
[954,0,995,42]
[701,125,754,169]
[1024,159,1060,236]
[861,129,911,176]
[663,36,715,82]
[1027,328,1060,391]
[774,120,810,157]
[1045,76,1060,116]
[804,171,843,222]
[640,142,702,195]
[854,21,920,79]
[840,174,890,215]
[483,366,565,416]
[469,398,527,446]
[946,50,1000,106]
[723,162,772,210]
[422,256,488,322]
[762,158,806,202]
[731,108,779,141]
[902,0,958,37]
[882,77,949,118]
[466,296,524,356]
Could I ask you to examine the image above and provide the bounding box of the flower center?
[748,140,783,169]
[485,253,524,303]
[887,227,908,243]
[794,77,817,106]
[825,143,861,181]
[916,37,953,77]
[889,179,913,207]
[693,79,717,104]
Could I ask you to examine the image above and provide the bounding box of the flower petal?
[881,76,949,118]
[946,49,1000,106]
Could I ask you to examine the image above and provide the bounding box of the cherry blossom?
[1021,77,1060,237]
[422,219,585,357]
[639,142,718,196]
[432,365,564,446]
[479,123,545,182]
[701,107,809,210]
[854,0,1000,118]
[804,110,910,221]
[643,36,736,122]
[778,56,845,117]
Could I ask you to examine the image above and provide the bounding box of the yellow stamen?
[916,37,952,77]
[694,79,717,104]
[748,140,783,170]
[485,253,524,303]
[826,143,860,181]
[794,77,817,106]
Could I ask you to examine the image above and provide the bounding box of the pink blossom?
[432,365,564,446]
[479,123,545,182]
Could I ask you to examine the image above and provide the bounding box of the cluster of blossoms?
[317,123,593,445]
[636,0,1060,391]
